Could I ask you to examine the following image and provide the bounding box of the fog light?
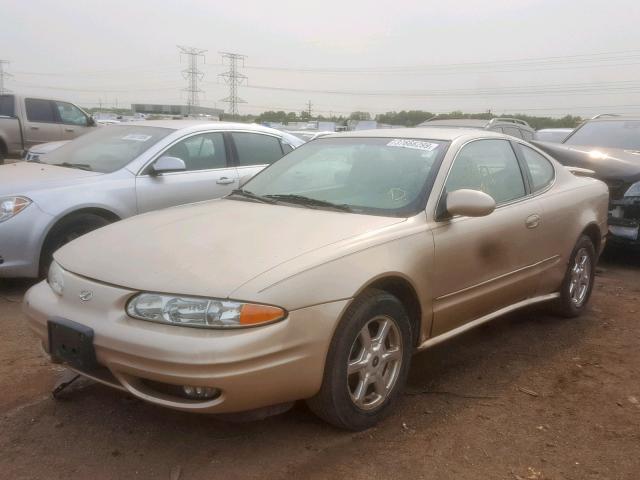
[182,385,219,400]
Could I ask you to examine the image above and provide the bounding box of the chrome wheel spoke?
[348,356,368,375]
[347,314,404,411]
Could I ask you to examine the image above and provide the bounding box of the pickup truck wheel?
[553,235,596,318]
[306,289,412,431]
[0,151,5,165]
[40,213,111,277]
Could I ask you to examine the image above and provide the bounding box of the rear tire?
[553,235,596,318]
[306,289,413,431]
[39,213,111,276]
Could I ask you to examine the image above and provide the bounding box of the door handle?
[65,128,75,133]
[216,177,235,185]
[30,126,39,130]
[525,214,541,229]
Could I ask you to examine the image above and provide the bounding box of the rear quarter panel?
[535,167,608,295]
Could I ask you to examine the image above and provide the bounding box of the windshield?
[564,120,640,150]
[239,137,448,217]
[41,125,173,173]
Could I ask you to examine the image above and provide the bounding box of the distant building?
[131,103,224,118]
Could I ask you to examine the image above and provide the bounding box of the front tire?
[307,289,413,431]
[553,235,596,318]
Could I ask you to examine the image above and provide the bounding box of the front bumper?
[23,271,348,414]
[609,197,640,246]
[0,203,53,278]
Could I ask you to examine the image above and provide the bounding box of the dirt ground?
[1,249,638,480]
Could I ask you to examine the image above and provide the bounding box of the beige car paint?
[23,128,609,415]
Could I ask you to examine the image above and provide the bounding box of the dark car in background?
[418,117,535,141]
[533,115,640,246]
[533,128,574,143]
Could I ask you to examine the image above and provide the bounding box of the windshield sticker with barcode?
[122,134,152,142]
[387,139,439,151]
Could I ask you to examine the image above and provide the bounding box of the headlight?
[0,196,32,223]
[624,181,640,197]
[126,293,286,329]
[47,261,65,296]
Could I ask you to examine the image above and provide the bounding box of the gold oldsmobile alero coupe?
[24,128,608,430]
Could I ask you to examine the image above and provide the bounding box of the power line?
[218,52,247,115]
[177,45,207,114]
[0,60,12,94]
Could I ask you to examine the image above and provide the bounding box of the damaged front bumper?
[609,196,640,245]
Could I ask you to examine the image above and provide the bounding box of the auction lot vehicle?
[0,94,97,164]
[533,128,573,143]
[419,117,536,141]
[0,121,303,278]
[24,128,608,430]
[533,115,640,246]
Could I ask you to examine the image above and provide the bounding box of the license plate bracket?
[47,317,97,372]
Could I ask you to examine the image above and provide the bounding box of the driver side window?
[163,133,227,172]
[445,139,526,205]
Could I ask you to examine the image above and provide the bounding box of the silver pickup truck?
[0,94,96,164]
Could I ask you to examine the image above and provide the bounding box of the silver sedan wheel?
[568,247,592,307]
[347,315,403,411]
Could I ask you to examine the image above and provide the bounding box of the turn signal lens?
[126,293,286,329]
[240,304,286,325]
[0,196,32,223]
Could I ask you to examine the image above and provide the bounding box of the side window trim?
[435,138,531,220]
[510,140,533,196]
[137,130,230,176]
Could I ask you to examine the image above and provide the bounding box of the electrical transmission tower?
[218,52,247,116]
[0,60,12,95]
[177,45,207,114]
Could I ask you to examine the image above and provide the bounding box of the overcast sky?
[2,0,640,117]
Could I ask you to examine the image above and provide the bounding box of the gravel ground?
[0,249,638,480]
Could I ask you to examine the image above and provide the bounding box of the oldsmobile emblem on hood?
[79,290,94,302]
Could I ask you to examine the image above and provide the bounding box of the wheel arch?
[39,207,121,268]
[355,274,423,348]
[581,222,602,253]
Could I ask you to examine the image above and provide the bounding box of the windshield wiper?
[55,162,93,171]
[228,189,277,204]
[264,194,352,212]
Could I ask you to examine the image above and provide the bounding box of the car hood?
[0,162,101,196]
[533,141,640,181]
[29,140,70,154]
[55,198,406,298]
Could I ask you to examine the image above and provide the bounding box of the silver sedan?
[0,120,303,278]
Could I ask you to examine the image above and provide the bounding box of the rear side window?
[232,132,284,166]
[25,98,57,123]
[0,95,15,116]
[521,130,534,141]
[520,145,555,192]
[446,139,526,204]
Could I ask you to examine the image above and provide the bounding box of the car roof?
[117,120,290,136]
[324,127,508,141]
[420,119,490,128]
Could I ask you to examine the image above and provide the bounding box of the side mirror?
[445,189,496,218]
[151,156,186,175]
[238,173,254,188]
[87,116,96,127]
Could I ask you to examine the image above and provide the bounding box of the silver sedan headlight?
[0,196,32,223]
[624,181,640,197]
[126,293,286,329]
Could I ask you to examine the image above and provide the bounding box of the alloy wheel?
[568,247,592,307]
[347,315,403,411]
